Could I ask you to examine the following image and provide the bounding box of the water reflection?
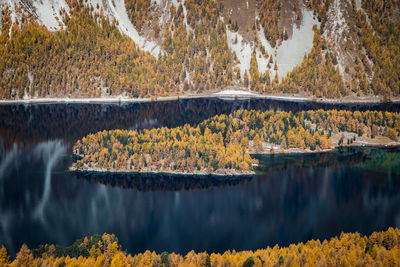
[0,143,399,256]
[33,141,66,220]
[0,99,398,149]
[0,140,66,253]
[0,100,399,256]
[74,171,252,192]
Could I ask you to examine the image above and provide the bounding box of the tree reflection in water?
[73,171,252,192]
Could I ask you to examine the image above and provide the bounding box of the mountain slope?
[0,0,399,100]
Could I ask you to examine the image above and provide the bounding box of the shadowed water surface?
[0,98,399,256]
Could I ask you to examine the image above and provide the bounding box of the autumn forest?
[1,0,400,265]
[1,228,400,266]
[72,109,400,175]
[0,0,399,100]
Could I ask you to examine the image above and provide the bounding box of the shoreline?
[1,91,400,105]
[68,166,255,177]
[251,143,400,156]
[70,144,400,176]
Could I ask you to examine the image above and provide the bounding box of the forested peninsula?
[2,228,400,266]
[71,109,400,175]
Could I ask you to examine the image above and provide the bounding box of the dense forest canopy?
[0,0,399,100]
[72,109,400,174]
[1,228,400,266]
[0,1,179,99]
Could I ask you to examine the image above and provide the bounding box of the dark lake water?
[1,98,400,256]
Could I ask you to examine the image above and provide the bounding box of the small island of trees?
[72,109,400,175]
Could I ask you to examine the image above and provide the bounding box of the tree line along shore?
[1,227,400,266]
[72,109,400,175]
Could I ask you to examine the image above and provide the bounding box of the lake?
[0,98,400,256]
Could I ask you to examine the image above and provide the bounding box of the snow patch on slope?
[226,10,317,82]
[257,24,274,56]
[276,9,317,79]
[256,24,274,72]
[226,28,252,79]
[356,0,362,10]
[0,0,69,32]
[32,0,69,31]
[256,24,276,78]
[255,49,270,75]
[249,10,317,81]
[88,0,160,57]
